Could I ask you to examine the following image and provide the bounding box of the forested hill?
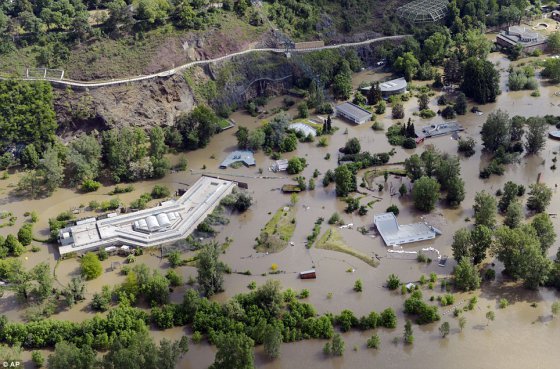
[0,0,406,80]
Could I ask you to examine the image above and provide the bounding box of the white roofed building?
[57,176,237,255]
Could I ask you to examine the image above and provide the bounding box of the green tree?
[423,32,448,64]
[143,271,170,305]
[458,316,466,331]
[334,165,355,197]
[473,191,497,228]
[40,145,64,194]
[63,276,86,306]
[527,183,552,213]
[66,134,102,185]
[80,253,103,280]
[47,342,97,369]
[542,58,560,83]
[342,137,361,154]
[367,82,382,105]
[31,350,44,367]
[32,262,53,302]
[485,310,495,325]
[331,333,345,356]
[248,129,266,151]
[531,213,556,254]
[101,329,188,369]
[210,332,254,369]
[412,176,440,212]
[21,144,39,169]
[197,242,225,297]
[454,92,467,115]
[403,320,414,344]
[5,234,24,256]
[176,106,219,150]
[451,228,471,262]
[504,201,523,229]
[460,57,499,104]
[498,181,519,213]
[392,103,405,119]
[394,52,420,81]
[404,154,424,180]
[287,157,305,175]
[439,321,450,338]
[168,251,182,268]
[524,117,547,155]
[17,224,33,246]
[236,126,249,149]
[263,324,282,359]
[149,126,170,178]
[418,93,429,111]
[463,29,492,59]
[454,257,481,291]
[443,54,461,85]
[332,61,352,99]
[481,109,511,152]
[547,31,560,54]
[446,176,465,207]
[470,225,492,265]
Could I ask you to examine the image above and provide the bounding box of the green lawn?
[255,206,296,253]
[315,228,379,267]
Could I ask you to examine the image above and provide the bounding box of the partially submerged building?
[58,176,237,255]
[359,78,408,98]
[288,122,317,137]
[416,122,464,139]
[373,212,437,246]
[219,150,256,169]
[496,26,547,53]
[335,102,372,124]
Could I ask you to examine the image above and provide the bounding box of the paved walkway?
[1,35,410,88]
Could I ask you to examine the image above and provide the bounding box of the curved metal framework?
[396,0,449,23]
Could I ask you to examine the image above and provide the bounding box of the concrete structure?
[373,212,437,246]
[58,176,237,255]
[289,122,317,137]
[219,150,255,169]
[496,26,547,53]
[335,102,372,124]
[416,122,464,139]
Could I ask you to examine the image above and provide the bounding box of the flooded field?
[1,52,560,368]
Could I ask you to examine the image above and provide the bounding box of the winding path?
[4,35,410,89]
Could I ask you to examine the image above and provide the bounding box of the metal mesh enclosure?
[396,0,449,23]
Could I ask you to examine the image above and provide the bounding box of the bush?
[419,109,436,118]
[80,253,103,280]
[441,106,456,119]
[81,179,101,192]
[386,205,399,216]
[366,334,380,349]
[387,274,400,290]
[97,249,109,261]
[166,269,183,287]
[151,185,171,199]
[18,224,33,246]
[402,137,417,149]
[457,137,476,157]
[287,157,306,175]
[328,212,341,225]
[499,298,509,309]
[375,101,386,114]
[379,308,397,328]
[31,350,44,367]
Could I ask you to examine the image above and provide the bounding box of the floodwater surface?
[1,53,560,368]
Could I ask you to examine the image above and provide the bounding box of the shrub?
[31,350,44,367]
[387,274,400,290]
[366,334,380,349]
[419,109,436,118]
[151,185,171,199]
[354,279,363,292]
[328,212,341,225]
[379,308,397,328]
[441,106,456,119]
[80,253,103,280]
[97,248,109,261]
[458,137,476,157]
[386,204,399,216]
[18,224,33,246]
[81,179,101,192]
[499,298,509,309]
[166,269,183,287]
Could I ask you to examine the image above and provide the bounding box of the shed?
[335,102,372,124]
[273,159,289,172]
[299,270,317,279]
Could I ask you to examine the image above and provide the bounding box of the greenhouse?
[396,0,449,23]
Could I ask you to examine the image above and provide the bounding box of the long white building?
[58,176,237,255]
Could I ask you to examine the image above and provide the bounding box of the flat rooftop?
[497,26,546,46]
[416,122,464,138]
[58,176,237,255]
[374,212,436,246]
[335,102,372,121]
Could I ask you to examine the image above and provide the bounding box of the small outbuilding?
[299,270,317,279]
[335,102,372,124]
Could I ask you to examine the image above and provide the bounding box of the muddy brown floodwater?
[2,52,560,368]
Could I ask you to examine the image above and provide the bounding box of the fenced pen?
[25,68,65,80]
[396,0,449,23]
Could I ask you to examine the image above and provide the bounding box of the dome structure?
[396,0,449,23]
